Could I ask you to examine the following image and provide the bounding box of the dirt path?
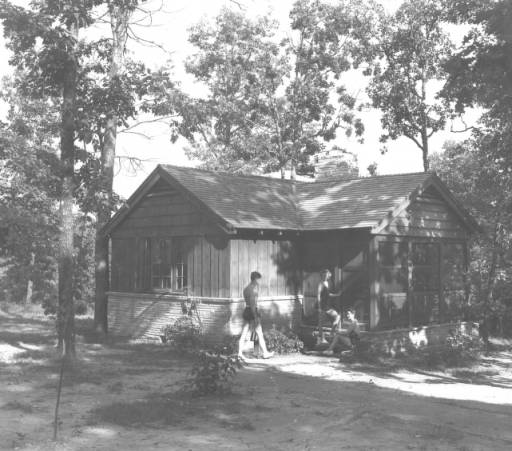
[1,311,512,450]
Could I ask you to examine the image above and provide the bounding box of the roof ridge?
[160,163,300,185]
[309,171,432,184]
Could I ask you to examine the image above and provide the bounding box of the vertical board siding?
[229,240,238,298]
[218,242,228,298]
[193,238,203,297]
[201,239,211,297]
[210,242,219,298]
[236,240,249,297]
[269,241,278,295]
[230,239,297,298]
[110,185,231,297]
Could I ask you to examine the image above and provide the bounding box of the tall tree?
[431,139,512,333]
[93,0,136,335]
[79,1,178,334]
[0,0,100,358]
[174,0,368,179]
[0,93,60,308]
[443,0,512,170]
[366,0,454,171]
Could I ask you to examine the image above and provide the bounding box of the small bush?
[186,350,242,396]
[161,316,203,353]
[75,300,88,316]
[263,326,304,354]
[405,330,482,368]
[214,335,240,356]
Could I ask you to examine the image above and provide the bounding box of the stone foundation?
[361,322,478,356]
[299,322,478,355]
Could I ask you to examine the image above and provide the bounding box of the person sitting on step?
[323,308,360,355]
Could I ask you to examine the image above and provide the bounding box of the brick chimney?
[314,148,359,181]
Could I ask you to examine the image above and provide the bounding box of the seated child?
[323,308,360,355]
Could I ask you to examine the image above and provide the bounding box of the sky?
[0,0,475,199]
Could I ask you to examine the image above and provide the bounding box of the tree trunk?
[420,76,429,172]
[421,131,429,172]
[94,3,131,335]
[57,20,79,359]
[25,252,35,304]
[485,217,501,306]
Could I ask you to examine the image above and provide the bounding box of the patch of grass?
[2,400,34,413]
[0,301,49,320]
[89,394,197,428]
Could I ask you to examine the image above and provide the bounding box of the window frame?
[150,237,188,294]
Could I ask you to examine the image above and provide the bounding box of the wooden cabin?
[102,164,478,345]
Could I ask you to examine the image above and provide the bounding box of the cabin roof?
[103,164,479,235]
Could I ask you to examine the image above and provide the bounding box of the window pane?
[378,293,409,328]
[379,268,408,292]
[443,243,465,290]
[443,290,465,321]
[412,293,439,326]
[411,243,438,265]
[379,242,407,267]
[412,268,439,291]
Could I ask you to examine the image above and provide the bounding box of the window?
[151,238,188,292]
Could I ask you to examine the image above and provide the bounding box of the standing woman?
[317,269,341,344]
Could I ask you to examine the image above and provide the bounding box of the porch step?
[300,322,368,333]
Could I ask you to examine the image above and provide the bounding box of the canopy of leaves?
[366,0,454,170]
[442,0,512,170]
[431,139,512,331]
[173,0,373,178]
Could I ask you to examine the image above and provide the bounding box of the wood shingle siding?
[383,192,469,240]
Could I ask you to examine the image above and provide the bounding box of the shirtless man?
[238,271,273,360]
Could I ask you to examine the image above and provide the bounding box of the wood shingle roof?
[102,164,478,236]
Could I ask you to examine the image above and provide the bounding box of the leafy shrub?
[263,326,304,354]
[75,300,88,316]
[161,316,203,353]
[442,329,482,365]
[405,330,482,368]
[186,350,242,396]
[214,335,240,356]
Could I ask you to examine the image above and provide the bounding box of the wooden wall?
[369,188,470,330]
[382,188,469,240]
[110,183,230,297]
[229,239,298,298]
[111,183,217,239]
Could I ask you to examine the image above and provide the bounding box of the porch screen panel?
[340,243,369,322]
[378,241,409,328]
[442,242,466,321]
[411,243,440,326]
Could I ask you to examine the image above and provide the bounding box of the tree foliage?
[443,0,512,170]
[366,0,454,171]
[174,0,373,178]
[431,139,512,334]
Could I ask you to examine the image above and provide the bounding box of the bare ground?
[1,308,512,451]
